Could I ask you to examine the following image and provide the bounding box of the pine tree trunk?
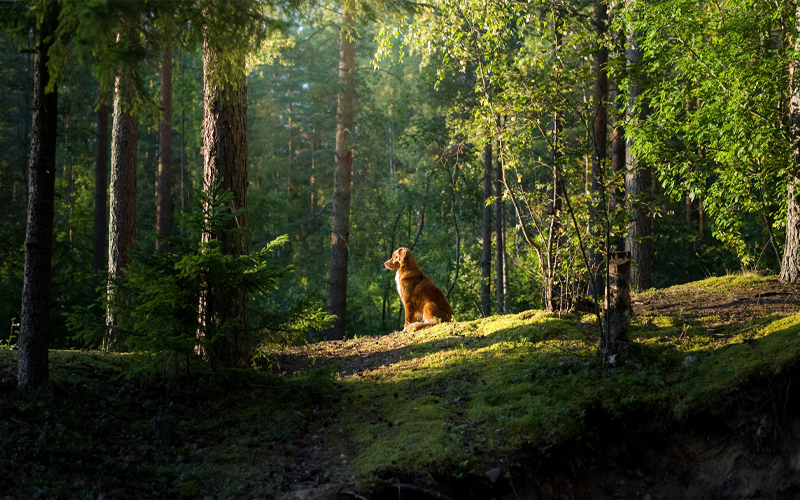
[495,140,505,313]
[106,72,138,338]
[201,40,250,366]
[156,47,172,250]
[327,4,356,340]
[18,6,59,395]
[92,98,109,290]
[590,0,608,294]
[481,141,492,318]
[624,0,653,290]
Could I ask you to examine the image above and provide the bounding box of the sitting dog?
[384,247,454,331]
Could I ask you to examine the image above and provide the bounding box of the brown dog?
[384,247,454,331]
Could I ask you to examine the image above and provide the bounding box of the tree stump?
[154,415,170,445]
[603,251,631,358]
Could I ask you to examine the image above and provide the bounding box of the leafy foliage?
[67,186,333,382]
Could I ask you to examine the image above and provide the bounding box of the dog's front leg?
[402,303,417,332]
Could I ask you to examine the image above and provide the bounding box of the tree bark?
[106,71,139,337]
[610,4,626,252]
[17,5,59,395]
[201,40,250,366]
[156,47,173,250]
[327,4,356,340]
[602,251,631,356]
[546,10,563,312]
[92,98,109,290]
[624,0,653,290]
[481,141,492,318]
[590,0,608,295]
[495,139,505,313]
[781,6,800,283]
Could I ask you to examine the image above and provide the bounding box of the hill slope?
[3,275,800,499]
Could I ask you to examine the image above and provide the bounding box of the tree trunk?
[495,139,505,313]
[782,8,800,283]
[92,98,109,290]
[481,141,492,318]
[590,0,608,294]
[624,0,653,290]
[327,4,356,341]
[156,47,173,250]
[17,5,59,395]
[106,71,139,339]
[201,40,250,366]
[610,5,626,252]
[602,251,631,356]
[546,11,563,312]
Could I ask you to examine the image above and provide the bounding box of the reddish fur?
[384,247,454,331]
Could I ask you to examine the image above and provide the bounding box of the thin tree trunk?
[495,138,505,313]
[106,71,139,339]
[156,47,173,249]
[327,3,356,340]
[446,161,461,300]
[17,5,59,395]
[781,7,800,283]
[590,0,608,295]
[92,98,109,290]
[200,40,250,366]
[546,9,563,312]
[602,251,631,356]
[610,4,626,252]
[624,0,653,290]
[481,141,492,318]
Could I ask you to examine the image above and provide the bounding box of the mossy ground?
[2,275,800,499]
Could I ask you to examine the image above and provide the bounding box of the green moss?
[3,275,800,495]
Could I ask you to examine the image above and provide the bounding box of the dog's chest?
[395,272,403,298]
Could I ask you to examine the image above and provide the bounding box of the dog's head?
[384,247,415,270]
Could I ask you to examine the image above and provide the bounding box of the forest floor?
[4,274,800,500]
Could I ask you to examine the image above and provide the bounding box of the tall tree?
[327,1,356,340]
[92,97,109,289]
[156,46,173,249]
[624,0,652,290]
[781,6,800,283]
[200,37,250,365]
[106,66,139,336]
[17,3,59,394]
[481,140,492,317]
[495,136,505,313]
[545,7,563,312]
[610,3,626,252]
[590,0,608,292]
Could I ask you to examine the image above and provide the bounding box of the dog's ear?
[399,248,408,266]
